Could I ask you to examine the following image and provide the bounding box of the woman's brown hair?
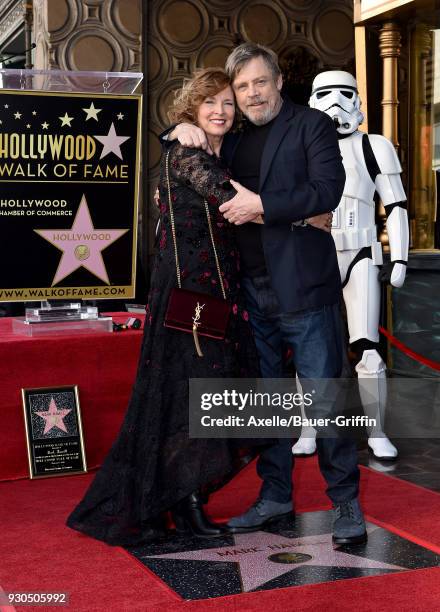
[168,67,234,124]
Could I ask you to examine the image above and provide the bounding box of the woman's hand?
[306,212,333,232]
[220,180,264,225]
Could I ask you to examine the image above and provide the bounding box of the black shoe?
[227,498,294,533]
[172,492,228,538]
[332,498,367,545]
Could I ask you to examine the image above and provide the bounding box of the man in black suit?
[169,42,365,545]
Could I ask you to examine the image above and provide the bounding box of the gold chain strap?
[165,150,227,300]
[203,200,226,300]
[165,151,181,289]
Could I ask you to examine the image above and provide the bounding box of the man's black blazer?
[222,98,345,313]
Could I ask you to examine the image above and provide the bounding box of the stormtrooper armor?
[293,70,409,460]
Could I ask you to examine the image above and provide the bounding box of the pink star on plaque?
[34,194,128,285]
[94,122,130,160]
[36,397,72,435]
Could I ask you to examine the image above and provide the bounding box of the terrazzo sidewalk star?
[128,511,440,600]
[145,526,403,592]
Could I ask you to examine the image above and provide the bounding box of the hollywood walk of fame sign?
[128,511,440,600]
[0,85,142,302]
[22,385,87,478]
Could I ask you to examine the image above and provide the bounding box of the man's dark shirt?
[230,117,276,278]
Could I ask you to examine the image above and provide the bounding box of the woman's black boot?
[172,492,228,538]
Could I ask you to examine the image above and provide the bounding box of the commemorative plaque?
[21,385,87,479]
[0,71,142,302]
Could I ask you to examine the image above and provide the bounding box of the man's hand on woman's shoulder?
[169,123,212,154]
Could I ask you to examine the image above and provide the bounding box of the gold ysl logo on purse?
[192,302,205,357]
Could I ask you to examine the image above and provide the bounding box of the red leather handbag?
[163,151,231,357]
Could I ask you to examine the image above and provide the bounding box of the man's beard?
[243,98,278,126]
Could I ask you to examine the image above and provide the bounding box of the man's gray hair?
[225,42,281,82]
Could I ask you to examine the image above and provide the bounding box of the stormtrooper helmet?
[309,70,364,135]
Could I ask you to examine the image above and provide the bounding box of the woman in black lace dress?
[66,68,262,546]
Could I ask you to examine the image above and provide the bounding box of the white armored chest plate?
[332,131,378,251]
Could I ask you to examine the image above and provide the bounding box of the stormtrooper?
[292,70,409,459]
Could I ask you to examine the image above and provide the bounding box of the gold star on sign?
[4,104,9,108]
[82,102,102,121]
[32,110,37,115]
[59,112,73,127]
[26,124,31,128]
[41,122,49,130]
[14,111,22,119]
[117,113,124,120]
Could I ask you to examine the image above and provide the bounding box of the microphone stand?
[0,43,36,67]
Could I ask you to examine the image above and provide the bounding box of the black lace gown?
[66,143,261,546]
